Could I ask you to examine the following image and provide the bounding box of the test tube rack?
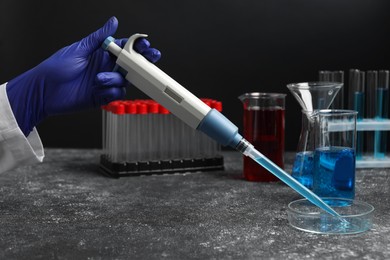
[328,119,390,168]
[356,119,390,168]
[319,69,390,168]
[100,99,224,177]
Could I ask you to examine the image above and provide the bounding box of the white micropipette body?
[105,34,211,130]
[102,34,341,217]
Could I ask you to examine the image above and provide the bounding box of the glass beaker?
[287,82,342,189]
[312,109,357,201]
[238,93,286,182]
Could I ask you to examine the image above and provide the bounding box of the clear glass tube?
[102,107,106,156]
[318,70,332,81]
[374,70,389,158]
[331,71,344,109]
[318,70,344,109]
[366,71,378,154]
[349,69,365,159]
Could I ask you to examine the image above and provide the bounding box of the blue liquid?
[375,88,389,158]
[313,147,355,201]
[354,92,364,159]
[291,151,314,189]
[252,153,341,217]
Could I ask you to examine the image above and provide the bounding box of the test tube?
[331,71,344,109]
[109,102,116,162]
[101,105,107,157]
[348,69,360,110]
[318,70,332,82]
[374,70,389,158]
[137,102,148,161]
[201,99,214,158]
[107,103,113,161]
[123,101,129,162]
[171,113,181,159]
[212,100,223,157]
[115,102,125,162]
[192,99,204,159]
[125,101,137,162]
[148,100,160,161]
[365,71,378,154]
[109,101,119,162]
[158,105,170,160]
[366,71,378,119]
[348,69,365,158]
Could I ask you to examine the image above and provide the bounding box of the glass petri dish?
[287,198,374,235]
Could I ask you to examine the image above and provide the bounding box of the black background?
[1,0,389,150]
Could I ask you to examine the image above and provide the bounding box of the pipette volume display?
[102,34,340,217]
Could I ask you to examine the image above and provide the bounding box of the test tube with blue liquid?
[365,71,377,154]
[349,69,365,159]
[374,70,389,158]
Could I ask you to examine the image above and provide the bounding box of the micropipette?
[102,34,341,217]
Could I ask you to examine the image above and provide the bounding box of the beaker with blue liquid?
[312,110,357,201]
[287,82,343,189]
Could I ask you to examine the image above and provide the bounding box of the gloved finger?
[134,38,151,53]
[115,38,128,48]
[96,72,126,87]
[93,86,126,107]
[139,48,161,63]
[134,38,161,63]
[79,16,118,54]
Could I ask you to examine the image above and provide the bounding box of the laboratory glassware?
[348,69,365,159]
[319,71,345,109]
[100,99,224,175]
[312,109,357,201]
[374,70,389,158]
[366,71,378,154]
[287,82,342,189]
[287,198,374,234]
[239,92,286,182]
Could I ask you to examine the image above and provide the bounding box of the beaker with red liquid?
[239,93,286,182]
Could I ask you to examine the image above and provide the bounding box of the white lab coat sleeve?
[0,83,44,173]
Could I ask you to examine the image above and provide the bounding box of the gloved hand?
[6,16,161,136]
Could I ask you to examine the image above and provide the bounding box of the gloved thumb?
[78,16,118,54]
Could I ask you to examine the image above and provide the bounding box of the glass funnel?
[287,82,342,189]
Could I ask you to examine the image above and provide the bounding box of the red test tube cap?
[212,101,223,112]
[137,103,148,114]
[112,103,125,114]
[159,105,170,114]
[125,102,137,114]
[148,102,159,114]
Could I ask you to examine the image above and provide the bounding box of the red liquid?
[243,108,285,182]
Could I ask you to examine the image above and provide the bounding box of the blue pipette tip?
[241,142,341,217]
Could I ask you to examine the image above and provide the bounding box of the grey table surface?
[0,149,389,260]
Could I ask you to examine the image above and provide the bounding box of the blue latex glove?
[6,16,161,136]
